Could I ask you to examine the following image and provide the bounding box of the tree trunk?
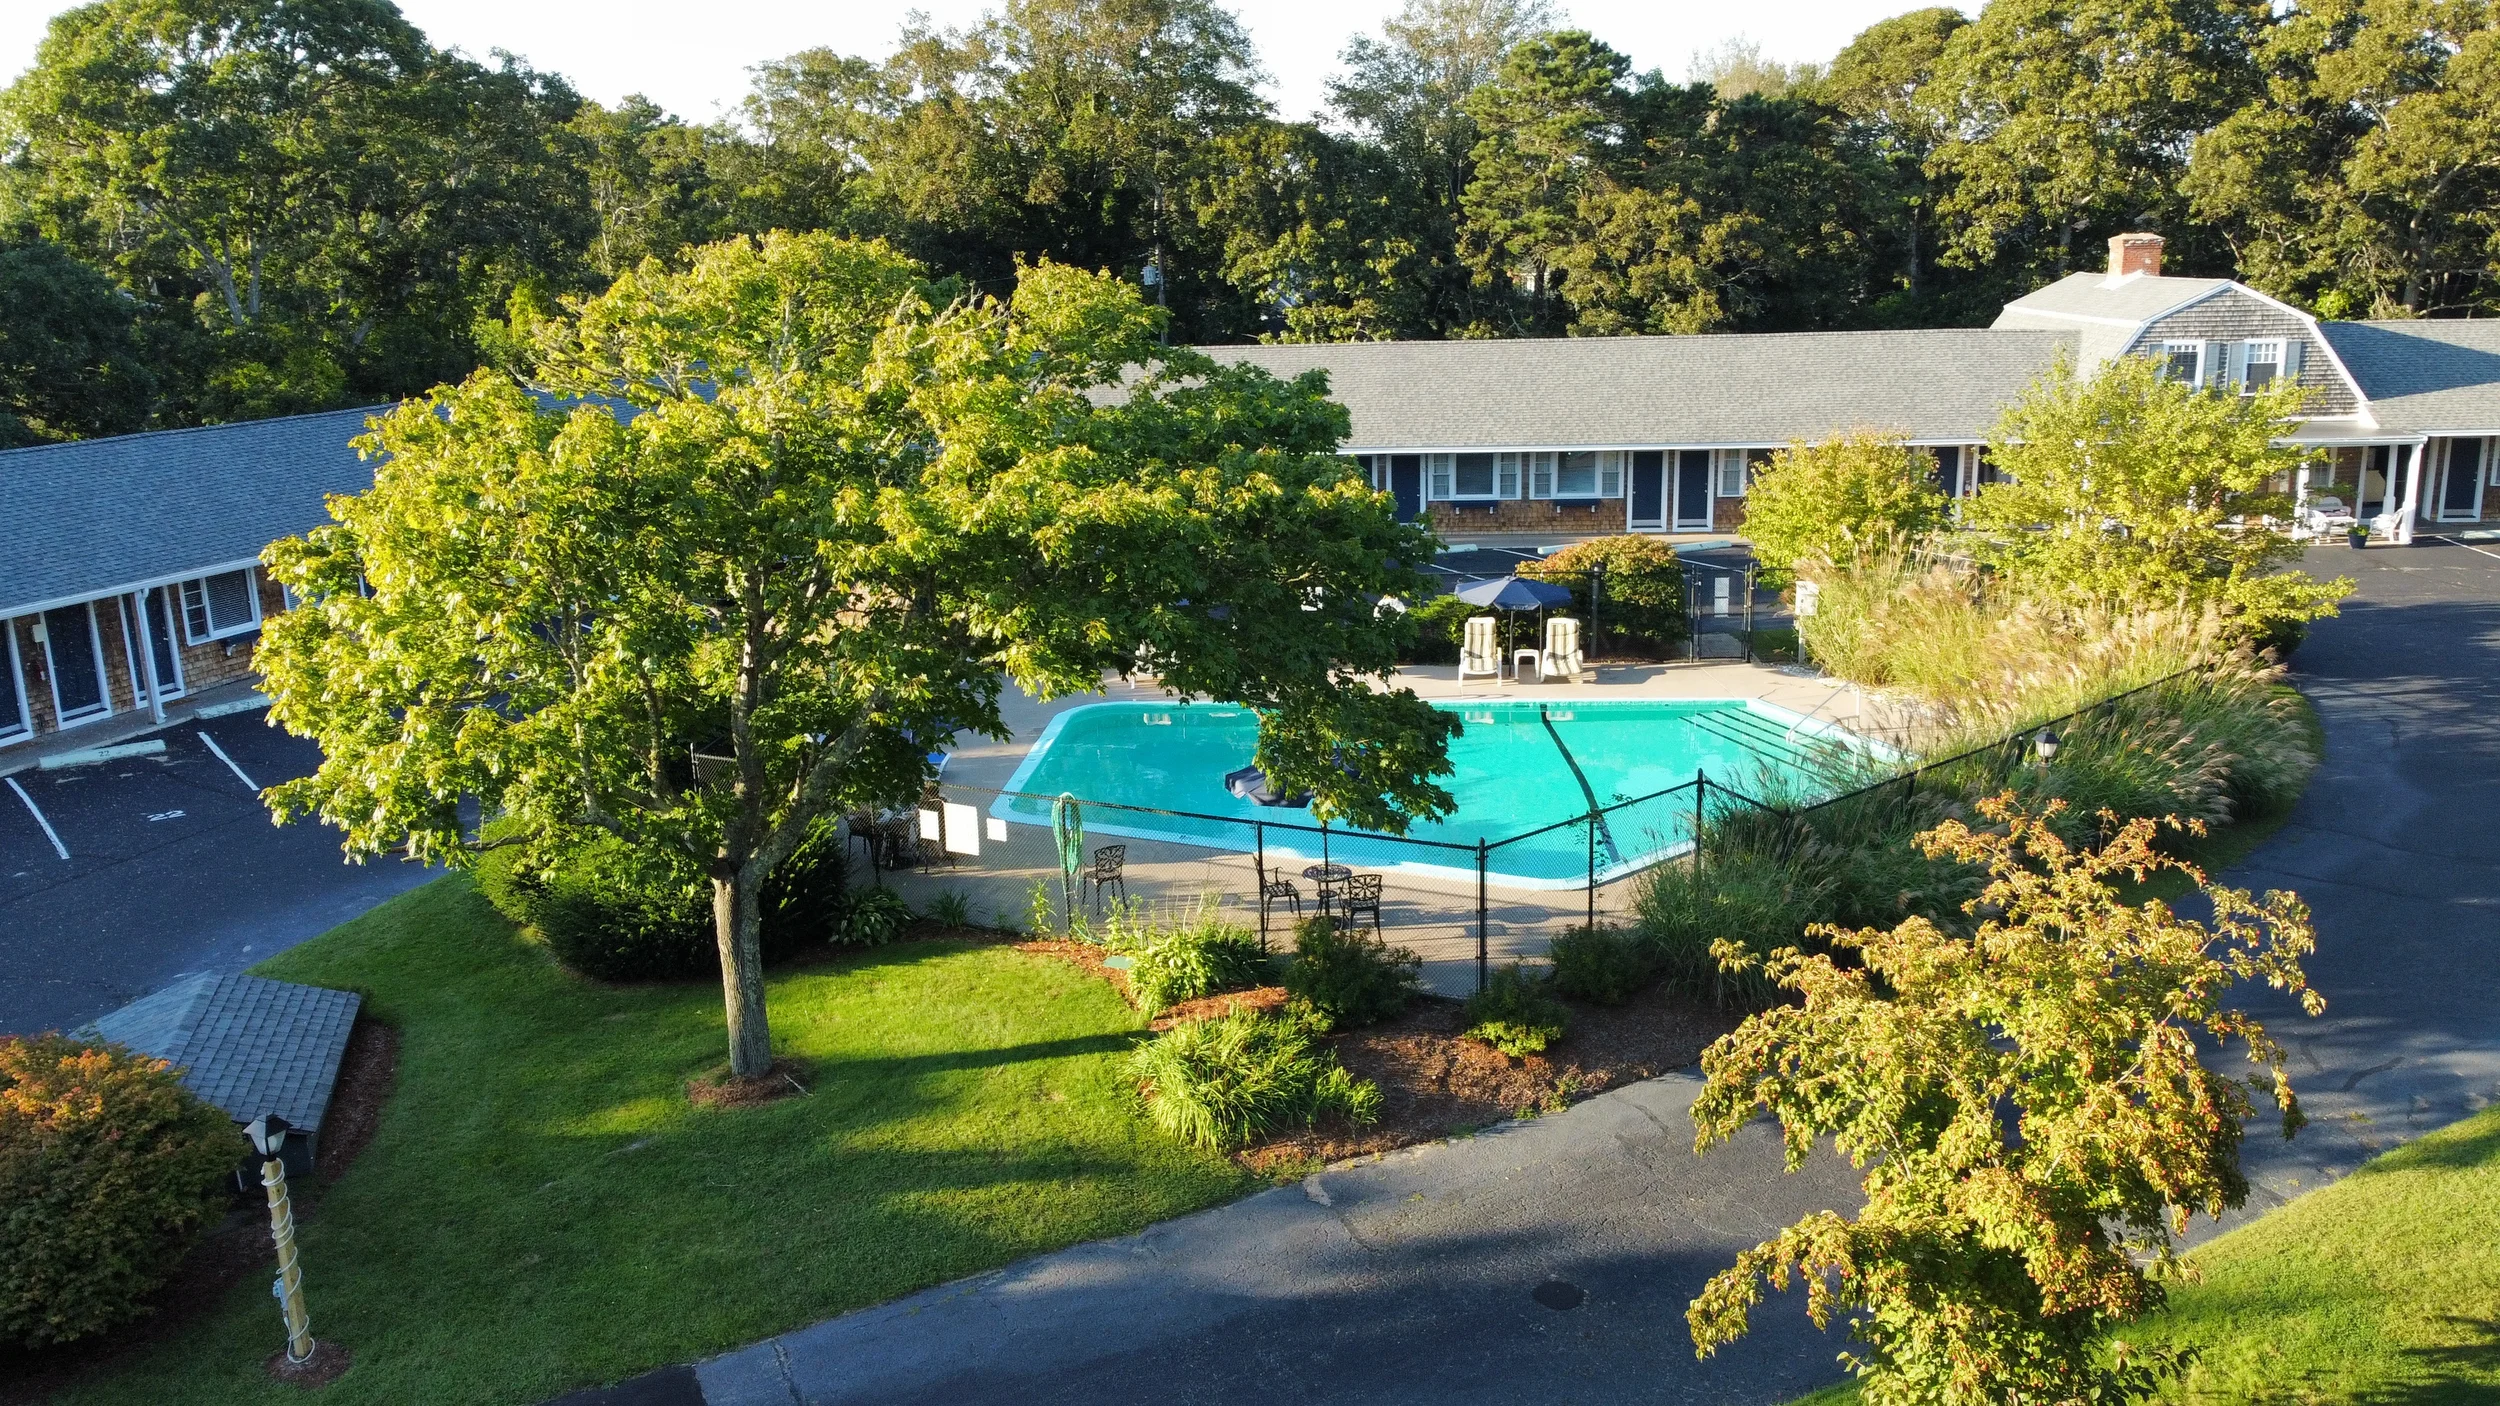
[713,866,772,1077]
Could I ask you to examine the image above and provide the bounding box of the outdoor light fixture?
[2034,728,2062,763]
[247,1114,318,1367]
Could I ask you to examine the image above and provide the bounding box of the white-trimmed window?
[1714,448,1756,498]
[1432,452,1519,500]
[180,567,262,643]
[1532,450,1618,499]
[2159,341,2204,386]
[2240,339,2285,393]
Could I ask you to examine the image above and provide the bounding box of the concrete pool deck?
[873,660,1887,996]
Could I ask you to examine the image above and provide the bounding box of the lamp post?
[2033,728,2062,765]
[247,1114,316,1367]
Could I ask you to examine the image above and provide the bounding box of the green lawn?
[59,877,1254,1406]
[1789,1105,2500,1404]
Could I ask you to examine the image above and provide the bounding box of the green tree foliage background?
[12,0,2500,438]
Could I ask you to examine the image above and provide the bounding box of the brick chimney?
[2107,232,2164,280]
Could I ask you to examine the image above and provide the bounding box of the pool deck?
[882,660,1890,997]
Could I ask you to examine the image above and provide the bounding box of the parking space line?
[198,733,262,793]
[7,777,69,860]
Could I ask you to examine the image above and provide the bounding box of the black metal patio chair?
[1339,873,1384,932]
[1084,845,1128,914]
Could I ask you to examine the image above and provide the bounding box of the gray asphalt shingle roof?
[2319,320,2500,432]
[1201,328,2078,447]
[81,972,361,1136]
[0,405,384,618]
[1991,272,2241,368]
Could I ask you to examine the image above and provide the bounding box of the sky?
[1,1,1936,125]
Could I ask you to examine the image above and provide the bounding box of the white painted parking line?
[197,733,262,793]
[7,777,69,860]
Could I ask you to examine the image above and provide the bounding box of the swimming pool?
[992,698,1874,888]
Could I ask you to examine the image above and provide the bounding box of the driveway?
[0,708,432,1035]
[2206,538,2500,1230]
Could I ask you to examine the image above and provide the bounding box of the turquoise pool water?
[992,698,1858,888]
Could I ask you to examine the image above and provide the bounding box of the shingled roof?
[2320,320,2500,432]
[82,973,361,1143]
[1202,328,2078,448]
[0,405,385,619]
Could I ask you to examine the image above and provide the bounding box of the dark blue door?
[1675,450,1713,529]
[1390,454,1423,522]
[43,605,105,719]
[1629,450,1665,526]
[2444,439,2482,515]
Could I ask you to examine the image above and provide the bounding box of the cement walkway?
[696,1073,1860,1406]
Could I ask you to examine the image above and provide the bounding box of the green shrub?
[922,890,973,929]
[1462,964,1569,1057]
[473,819,847,982]
[835,887,912,946]
[1283,918,1422,1028]
[1547,924,1654,1004]
[0,1035,243,1348]
[1397,592,1476,665]
[1128,1010,1382,1150]
[1523,535,1689,656]
[1114,910,1270,1016]
[1740,432,1949,588]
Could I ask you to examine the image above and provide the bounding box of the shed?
[79,973,362,1174]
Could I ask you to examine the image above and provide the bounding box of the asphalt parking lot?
[0,709,432,1035]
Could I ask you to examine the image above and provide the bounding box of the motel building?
[8,233,2500,753]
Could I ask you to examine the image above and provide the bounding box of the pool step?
[1684,706,1813,772]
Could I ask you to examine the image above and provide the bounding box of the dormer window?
[2159,341,2204,387]
[2240,339,2285,393]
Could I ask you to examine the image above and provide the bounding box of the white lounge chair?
[1539,616,1586,682]
[1459,615,1502,685]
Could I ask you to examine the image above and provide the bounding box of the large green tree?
[1971,354,2350,635]
[1927,0,2263,282]
[1460,33,1876,336]
[258,232,1457,1077]
[2189,0,2500,317]
[1,0,592,420]
[1823,8,1984,322]
[0,237,158,445]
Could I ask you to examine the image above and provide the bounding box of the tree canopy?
[257,231,1457,1076]
[15,0,2500,437]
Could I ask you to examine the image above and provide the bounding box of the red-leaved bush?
[0,1034,242,1347]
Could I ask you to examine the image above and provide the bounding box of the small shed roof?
[0,406,386,619]
[1201,328,2076,449]
[81,973,361,1135]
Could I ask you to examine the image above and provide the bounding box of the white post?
[2293,461,2311,538]
[129,591,166,725]
[2398,441,2426,544]
[261,1154,314,1364]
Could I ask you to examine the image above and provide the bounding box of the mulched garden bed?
[1007,937,1741,1175]
[1238,983,1739,1174]
[0,1016,401,1405]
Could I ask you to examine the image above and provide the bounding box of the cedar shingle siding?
[2130,289,2358,415]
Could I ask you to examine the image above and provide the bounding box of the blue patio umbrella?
[1454,576,1573,612]
[1454,575,1574,660]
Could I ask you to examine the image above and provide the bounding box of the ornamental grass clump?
[0,1035,244,1348]
[1462,964,1569,1057]
[1685,795,2326,1405]
[1128,1010,1382,1151]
